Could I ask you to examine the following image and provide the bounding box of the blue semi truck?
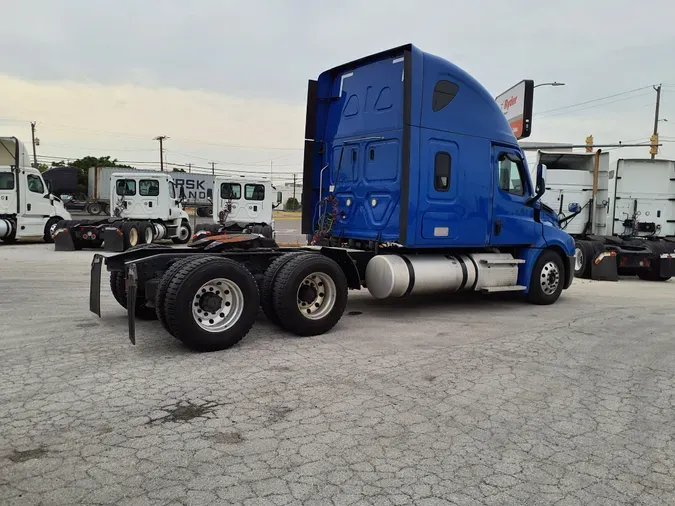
[89,44,579,352]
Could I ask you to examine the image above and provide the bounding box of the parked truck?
[86,167,214,217]
[538,150,675,281]
[88,44,578,352]
[193,175,279,240]
[0,137,72,244]
[53,171,192,251]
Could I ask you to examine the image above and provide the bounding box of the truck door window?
[27,174,45,194]
[169,182,176,199]
[434,152,451,191]
[432,80,459,112]
[498,154,526,196]
[139,179,160,196]
[116,179,136,196]
[220,183,241,200]
[245,184,265,200]
[0,172,14,190]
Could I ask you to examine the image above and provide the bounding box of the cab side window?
[498,154,526,196]
[139,179,160,196]
[116,179,136,196]
[27,174,45,194]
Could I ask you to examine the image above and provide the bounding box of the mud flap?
[90,254,103,317]
[103,227,125,252]
[659,253,675,278]
[54,229,76,251]
[127,263,137,345]
[590,251,618,281]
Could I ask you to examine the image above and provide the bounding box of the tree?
[62,156,136,194]
[285,197,300,211]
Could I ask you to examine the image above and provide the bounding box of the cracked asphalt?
[1,244,675,505]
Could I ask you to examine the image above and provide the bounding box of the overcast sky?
[1,0,674,181]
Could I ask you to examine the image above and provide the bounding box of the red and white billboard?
[495,79,534,139]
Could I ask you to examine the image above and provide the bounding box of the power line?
[536,91,653,119]
[534,85,654,117]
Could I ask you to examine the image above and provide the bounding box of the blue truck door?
[490,145,541,246]
[416,132,490,247]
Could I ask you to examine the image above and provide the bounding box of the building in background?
[276,180,303,210]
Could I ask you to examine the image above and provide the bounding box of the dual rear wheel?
[132,252,348,352]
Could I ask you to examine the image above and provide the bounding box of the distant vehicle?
[53,171,192,251]
[86,167,215,217]
[88,44,577,354]
[193,175,280,240]
[539,151,675,281]
[0,137,72,244]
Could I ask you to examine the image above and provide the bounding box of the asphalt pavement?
[1,243,675,505]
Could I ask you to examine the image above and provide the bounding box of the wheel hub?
[192,278,244,332]
[540,261,560,295]
[574,247,584,271]
[296,272,337,320]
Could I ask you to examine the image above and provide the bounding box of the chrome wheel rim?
[49,222,58,236]
[128,228,138,246]
[144,227,153,243]
[192,278,244,332]
[296,272,336,320]
[178,226,189,241]
[574,247,584,272]
[540,261,561,295]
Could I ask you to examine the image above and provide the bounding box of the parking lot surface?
[1,244,675,505]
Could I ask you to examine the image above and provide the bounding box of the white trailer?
[194,175,280,239]
[539,150,675,281]
[0,136,72,244]
[53,171,192,251]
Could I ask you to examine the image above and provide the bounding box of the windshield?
[0,172,14,190]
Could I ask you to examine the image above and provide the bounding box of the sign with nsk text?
[495,79,534,140]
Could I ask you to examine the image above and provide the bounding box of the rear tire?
[109,243,165,319]
[88,202,103,215]
[528,249,565,305]
[155,255,212,338]
[109,271,157,320]
[138,221,155,244]
[261,225,273,239]
[272,254,348,336]
[121,222,140,249]
[573,240,594,278]
[163,256,260,351]
[261,252,311,326]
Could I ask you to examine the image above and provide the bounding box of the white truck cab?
[0,136,71,243]
[215,175,278,231]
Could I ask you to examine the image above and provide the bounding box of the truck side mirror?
[526,163,547,206]
[179,186,186,200]
[568,203,581,214]
[45,180,52,193]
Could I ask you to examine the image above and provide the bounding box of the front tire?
[528,249,565,305]
[43,217,62,243]
[163,256,259,351]
[172,219,192,244]
[272,254,348,336]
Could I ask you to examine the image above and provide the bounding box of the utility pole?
[292,173,297,200]
[154,135,168,171]
[651,84,662,160]
[30,122,38,168]
[210,162,216,175]
[188,163,192,174]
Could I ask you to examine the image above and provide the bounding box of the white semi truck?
[0,136,72,244]
[193,175,280,240]
[53,171,192,251]
[538,150,675,281]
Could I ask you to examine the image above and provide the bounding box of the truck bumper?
[564,255,575,289]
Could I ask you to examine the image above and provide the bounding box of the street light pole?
[534,81,565,89]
